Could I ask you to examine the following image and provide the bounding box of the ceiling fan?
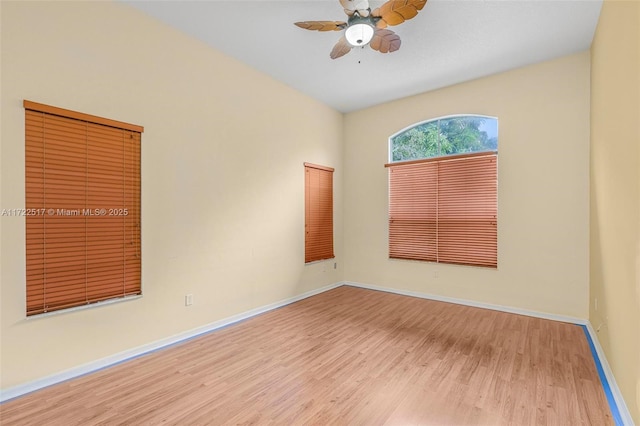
[294,0,427,59]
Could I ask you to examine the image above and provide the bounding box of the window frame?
[386,114,498,268]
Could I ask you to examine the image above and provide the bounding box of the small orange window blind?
[304,163,334,263]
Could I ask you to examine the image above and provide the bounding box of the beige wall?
[344,52,591,319]
[590,0,640,422]
[0,1,343,389]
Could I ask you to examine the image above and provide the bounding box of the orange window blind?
[24,100,142,316]
[304,163,334,263]
[387,152,497,268]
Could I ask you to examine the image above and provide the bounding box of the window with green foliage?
[390,115,498,162]
[387,115,498,268]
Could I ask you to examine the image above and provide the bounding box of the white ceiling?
[124,0,602,113]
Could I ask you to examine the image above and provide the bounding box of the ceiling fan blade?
[369,28,401,53]
[339,0,371,17]
[372,0,427,26]
[294,21,347,31]
[330,36,352,59]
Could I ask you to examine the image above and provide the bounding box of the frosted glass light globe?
[345,23,374,47]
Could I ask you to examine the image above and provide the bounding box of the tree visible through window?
[391,116,498,162]
[387,115,498,268]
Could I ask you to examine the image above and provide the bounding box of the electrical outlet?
[334,262,337,269]
[433,270,439,279]
[185,294,193,306]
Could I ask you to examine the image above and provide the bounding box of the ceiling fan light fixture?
[294,0,427,59]
[345,23,374,47]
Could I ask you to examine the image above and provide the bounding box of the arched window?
[386,115,498,268]
[390,115,498,162]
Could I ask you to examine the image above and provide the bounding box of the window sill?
[26,295,142,320]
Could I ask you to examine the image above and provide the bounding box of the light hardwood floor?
[0,286,613,425]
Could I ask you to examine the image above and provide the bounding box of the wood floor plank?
[0,286,613,425]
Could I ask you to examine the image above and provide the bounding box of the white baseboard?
[344,281,588,325]
[0,281,344,403]
[345,281,633,425]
